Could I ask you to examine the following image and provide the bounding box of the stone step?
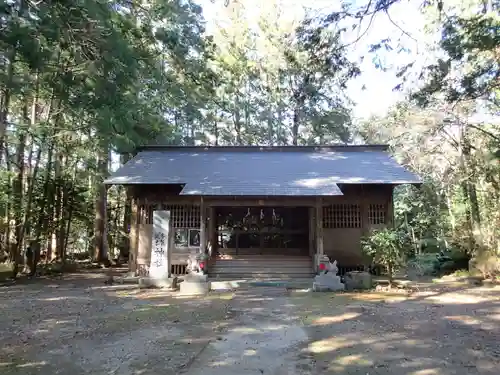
[211,269,312,275]
[213,259,312,266]
[210,273,314,280]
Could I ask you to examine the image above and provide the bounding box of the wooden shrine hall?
[105,145,421,279]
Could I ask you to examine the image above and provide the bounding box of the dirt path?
[185,287,313,375]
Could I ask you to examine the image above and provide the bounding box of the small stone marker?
[344,271,372,291]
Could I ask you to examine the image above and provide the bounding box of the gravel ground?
[1,273,499,375]
[0,273,232,375]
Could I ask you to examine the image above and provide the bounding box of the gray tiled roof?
[104,146,421,196]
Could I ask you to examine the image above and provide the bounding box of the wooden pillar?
[200,197,206,254]
[208,206,216,258]
[308,207,315,257]
[387,186,394,227]
[315,197,324,263]
[361,186,370,235]
[129,197,138,274]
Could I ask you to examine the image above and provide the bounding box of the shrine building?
[105,145,421,279]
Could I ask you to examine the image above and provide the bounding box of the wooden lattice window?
[137,204,200,227]
[165,205,200,228]
[323,204,361,228]
[368,204,386,225]
[161,205,201,248]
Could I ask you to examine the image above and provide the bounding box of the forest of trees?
[0,0,498,277]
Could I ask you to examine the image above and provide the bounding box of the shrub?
[361,228,405,285]
[435,250,470,275]
[470,251,500,279]
[407,254,439,277]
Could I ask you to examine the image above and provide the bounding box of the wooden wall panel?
[136,224,152,276]
[323,228,364,265]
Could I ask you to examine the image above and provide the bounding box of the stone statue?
[313,258,345,292]
[187,254,203,275]
[181,253,209,295]
[324,259,338,275]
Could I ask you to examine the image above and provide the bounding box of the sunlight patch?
[231,327,259,334]
[309,337,348,353]
[335,354,373,366]
[446,315,498,330]
[16,361,48,368]
[243,349,258,356]
[312,312,360,325]
[426,293,488,304]
[411,369,441,375]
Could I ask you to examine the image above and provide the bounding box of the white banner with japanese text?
[149,210,171,279]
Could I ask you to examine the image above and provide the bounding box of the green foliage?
[361,228,406,282]
[206,1,358,146]
[0,0,220,266]
[394,183,450,255]
[412,13,500,106]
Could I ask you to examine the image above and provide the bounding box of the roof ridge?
[136,145,389,152]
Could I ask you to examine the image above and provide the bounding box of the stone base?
[179,280,210,295]
[312,283,343,292]
[312,274,345,292]
[138,276,178,289]
[344,271,372,291]
[184,273,208,282]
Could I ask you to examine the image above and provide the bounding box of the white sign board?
[149,210,170,280]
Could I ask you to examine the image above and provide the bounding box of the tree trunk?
[51,150,63,261]
[22,82,44,273]
[233,95,242,145]
[387,263,394,287]
[58,160,69,261]
[94,143,109,263]
[63,176,76,259]
[37,142,54,260]
[120,193,131,262]
[213,115,219,146]
[292,94,306,146]
[459,125,483,252]
[292,106,300,146]
[11,127,27,278]
[445,188,456,232]
[292,76,308,146]
[0,48,16,162]
[119,154,132,263]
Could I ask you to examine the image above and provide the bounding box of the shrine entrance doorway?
[214,206,310,258]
